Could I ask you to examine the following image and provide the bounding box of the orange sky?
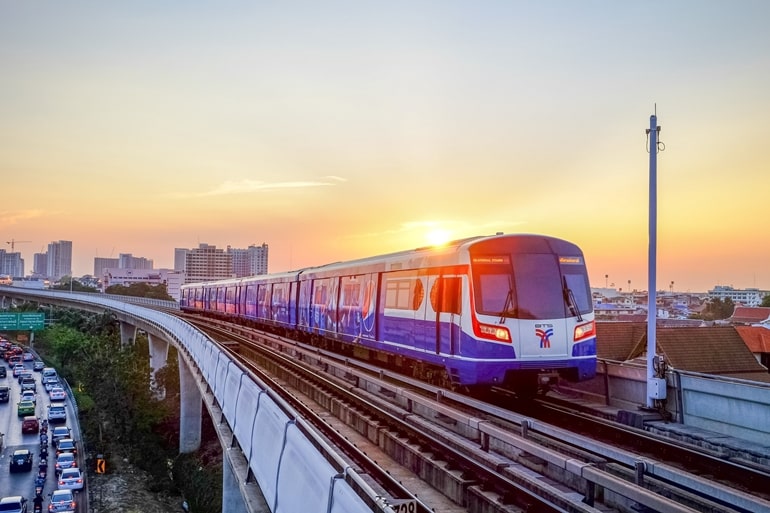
[2,2,769,293]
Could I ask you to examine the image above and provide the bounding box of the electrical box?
[648,378,667,400]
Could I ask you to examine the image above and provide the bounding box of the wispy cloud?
[0,209,46,226]
[167,177,343,198]
[350,220,526,240]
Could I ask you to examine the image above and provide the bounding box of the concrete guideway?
[0,287,395,513]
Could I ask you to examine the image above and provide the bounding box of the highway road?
[0,356,81,511]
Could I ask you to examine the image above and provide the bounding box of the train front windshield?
[471,251,592,320]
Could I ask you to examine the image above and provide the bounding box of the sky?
[1,2,769,293]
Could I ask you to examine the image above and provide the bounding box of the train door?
[289,281,299,326]
[427,274,461,356]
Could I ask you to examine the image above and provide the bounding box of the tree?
[105,282,173,301]
[695,297,736,321]
[761,294,770,308]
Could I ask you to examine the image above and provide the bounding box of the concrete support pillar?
[148,334,169,399]
[178,352,202,453]
[222,453,250,513]
[119,321,137,347]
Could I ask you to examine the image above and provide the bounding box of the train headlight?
[574,320,595,342]
[477,323,511,343]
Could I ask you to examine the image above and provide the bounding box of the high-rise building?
[174,248,188,271]
[46,240,72,281]
[32,253,47,278]
[228,246,250,278]
[248,243,269,275]
[227,243,269,277]
[118,253,154,270]
[0,250,24,278]
[184,244,232,283]
[94,257,119,279]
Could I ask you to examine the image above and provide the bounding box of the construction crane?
[6,239,31,251]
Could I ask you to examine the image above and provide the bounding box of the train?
[179,233,597,395]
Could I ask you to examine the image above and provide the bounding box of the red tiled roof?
[596,322,646,361]
[654,326,765,375]
[596,323,769,378]
[729,306,770,324]
[735,326,770,352]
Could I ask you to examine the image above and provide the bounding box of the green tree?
[696,297,736,321]
[35,308,223,512]
[761,294,770,307]
[105,282,173,301]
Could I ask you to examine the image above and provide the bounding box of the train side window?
[430,277,461,314]
[385,278,423,311]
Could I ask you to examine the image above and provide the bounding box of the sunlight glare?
[425,229,451,246]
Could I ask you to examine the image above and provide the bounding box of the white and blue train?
[180,233,597,394]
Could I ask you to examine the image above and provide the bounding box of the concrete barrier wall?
[594,361,770,447]
[678,372,770,446]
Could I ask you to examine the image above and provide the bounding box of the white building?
[708,285,769,307]
[101,268,185,300]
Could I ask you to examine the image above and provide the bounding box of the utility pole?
[646,109,666,409]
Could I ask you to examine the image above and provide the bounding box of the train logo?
[362,279,376,334]
[535,327,553,348]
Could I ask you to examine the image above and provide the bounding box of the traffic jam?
[1,336,80,513]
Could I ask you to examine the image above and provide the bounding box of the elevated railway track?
[176,311,770,513]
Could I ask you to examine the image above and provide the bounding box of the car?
[47,403,67,424]
[0,385,9,402]
[51,426,71,447]
[20,376,36,392]
[43,377,60,392]
[7,354,22,366]
[20,390,36,404]
[17,370,33,384]
[49,387,66,401]
[32,360,45,371]
[0,496,28,513]
[12,363,25,378]
[17,399,35,417]
[47,489,76,513]
[21,415,39,434]
[57,468,84,490]
[21,351,33,361]
[41,367,58,381]
[0,365,6,378]
[54,452,77,475]
[55,438,77,457]
[9,449,33,472]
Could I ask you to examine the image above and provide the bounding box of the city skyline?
[2,2,770,293]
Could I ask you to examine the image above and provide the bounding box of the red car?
[21,415,39,434]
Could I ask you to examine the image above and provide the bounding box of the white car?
[49,387,66,401]
[48,489,76,513]
[57,467,84,490]
[48,403,67,424]
[44,377,60,392]
[20,390,36,404]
